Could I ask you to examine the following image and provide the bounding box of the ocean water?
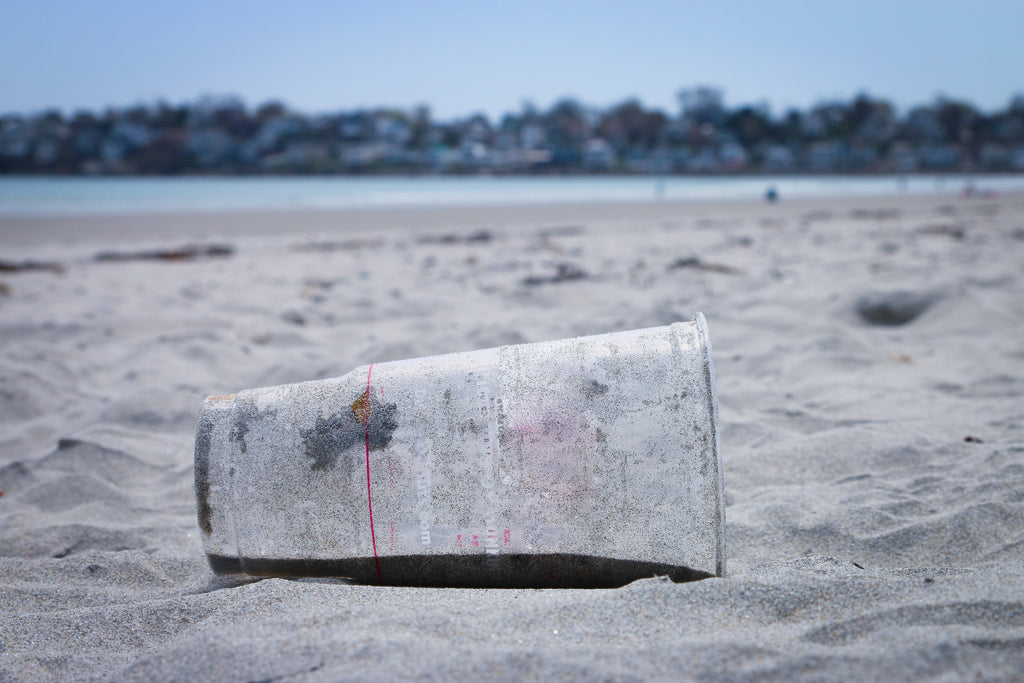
[1,174,1022,216]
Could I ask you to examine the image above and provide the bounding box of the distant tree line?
[2,88,1023,175]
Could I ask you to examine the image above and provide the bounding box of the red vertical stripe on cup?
[364,363,383,584]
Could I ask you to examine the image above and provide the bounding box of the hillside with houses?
[2,88,1023,175]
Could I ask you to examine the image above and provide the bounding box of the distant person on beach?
[765,186,779,202]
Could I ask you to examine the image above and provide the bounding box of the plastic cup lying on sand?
[194,315,724,588]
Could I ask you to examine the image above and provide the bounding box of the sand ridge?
[1,192,1023,680]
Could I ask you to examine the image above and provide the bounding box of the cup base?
[206,552,714,588]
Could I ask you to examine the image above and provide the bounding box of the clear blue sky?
[1,0,1021,120]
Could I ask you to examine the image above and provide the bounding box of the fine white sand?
[2,192,1023,680]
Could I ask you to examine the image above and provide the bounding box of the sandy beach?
[2,191,1023,680]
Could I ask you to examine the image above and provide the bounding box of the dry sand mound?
[1,193,1023,680]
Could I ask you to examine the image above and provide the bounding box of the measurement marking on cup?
[411,389,434,548]
[363,363,383,584]
[477,381,502,557]
[414,438,433,546]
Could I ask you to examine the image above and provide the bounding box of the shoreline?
[2,190,1022,248]
[2,172,1022,223]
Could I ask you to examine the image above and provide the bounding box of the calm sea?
[1,174,1022,216]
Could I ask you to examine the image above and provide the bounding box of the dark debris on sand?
[0,259,65,274]
[416,230,494,245]
[292,238,385,252]
[667,256,742,275]
[521,262,588,286]
[920,223,967,240]
[94,244,234,263]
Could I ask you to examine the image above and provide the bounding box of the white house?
[582,138,615,171]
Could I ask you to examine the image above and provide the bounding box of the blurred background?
[1,0,1022,181]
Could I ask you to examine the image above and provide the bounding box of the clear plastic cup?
[195,314,724,587]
